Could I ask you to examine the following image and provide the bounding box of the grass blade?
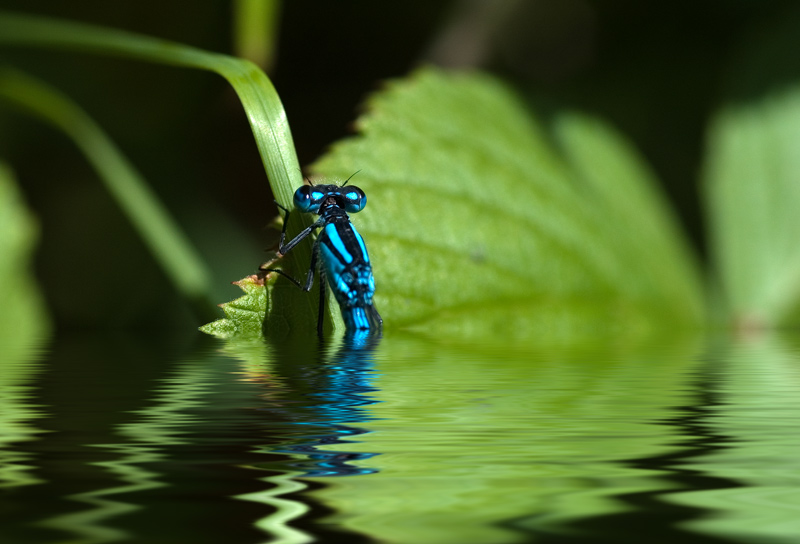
[0,11,320,332]
[0,68,213,309]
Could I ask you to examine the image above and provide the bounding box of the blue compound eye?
[294,185,323,212]
[343,186,367,213]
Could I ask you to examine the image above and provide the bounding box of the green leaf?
[199,276,267,339]
[311,68,703,342]
[704,10,800,329]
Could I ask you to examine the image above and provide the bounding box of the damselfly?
[263,177,382,336]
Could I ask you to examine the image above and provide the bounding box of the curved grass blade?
[0,10,321,333]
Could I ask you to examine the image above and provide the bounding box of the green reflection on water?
[35,353,222,543]
[0,344,47,489]
[12,330,800,544]
[301,335,701,544]
[232,332,704,544]
[667,333,800,544]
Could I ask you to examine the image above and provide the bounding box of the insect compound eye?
[343,186,367,213]
[293,185,321,213]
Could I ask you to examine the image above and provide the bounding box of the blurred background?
[0,0,793,331]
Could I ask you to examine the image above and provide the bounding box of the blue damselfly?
[263,177,382,336]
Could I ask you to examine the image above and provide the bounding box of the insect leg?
[259,266,303,289]
[261,222,321,294]
[317,271,327,337]
[273,201,324,255]
[303,238,320,291]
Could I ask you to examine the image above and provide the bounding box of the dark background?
[0,0,791,330]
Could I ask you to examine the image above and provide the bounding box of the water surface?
[2,330,799,543]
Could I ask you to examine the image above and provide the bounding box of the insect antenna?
[341,169,361,187]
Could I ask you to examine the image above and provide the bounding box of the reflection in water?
[35,351,222,543]
[265,332,381,477]
[237,332,382,542]
[0,332,382,544]
[530,365,738,544]
[302,337,708,544]
[0,335,271,544]
[0,339,47,489]
[666,335,800,544]
[9,331,800,543]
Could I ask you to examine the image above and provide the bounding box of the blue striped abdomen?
[318,221,382,331]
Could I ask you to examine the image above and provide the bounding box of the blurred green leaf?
[311,68,703,341]
[0,161,50,355]
[704,10,800,329]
